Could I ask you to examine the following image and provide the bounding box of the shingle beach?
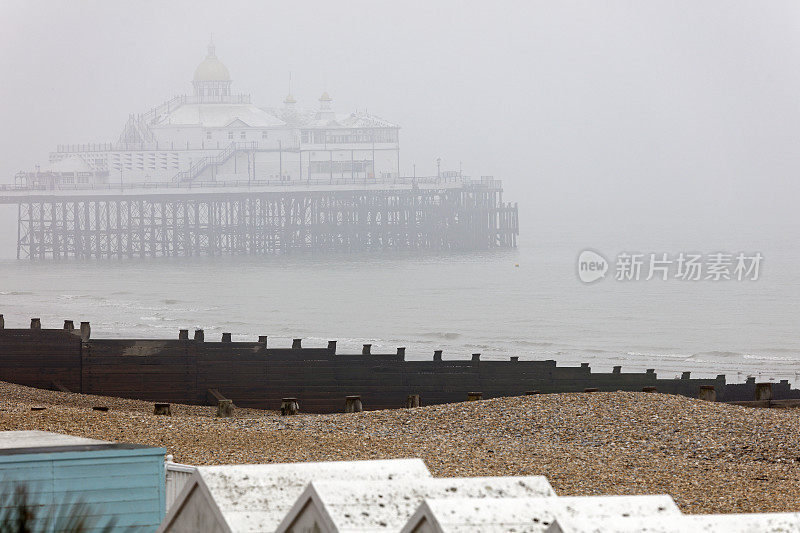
[0,381,797,515]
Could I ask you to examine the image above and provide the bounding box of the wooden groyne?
[0,318,795,413]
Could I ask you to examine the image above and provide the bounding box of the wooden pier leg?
[467,392,483,401]
[406,394,420,408]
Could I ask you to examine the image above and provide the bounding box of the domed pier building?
[48,41,400,185]
[5,42,517,260]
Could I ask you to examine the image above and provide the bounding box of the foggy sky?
[1,0,800,251]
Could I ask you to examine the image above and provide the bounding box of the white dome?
[193,43,230,82]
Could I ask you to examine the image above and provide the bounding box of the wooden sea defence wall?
[0,320,796,413]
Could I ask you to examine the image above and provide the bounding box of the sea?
[0,203,797,386]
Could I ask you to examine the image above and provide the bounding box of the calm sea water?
[0,203,797,386]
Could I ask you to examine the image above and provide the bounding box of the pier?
[0,177,518,260]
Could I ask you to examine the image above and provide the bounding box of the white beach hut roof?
[545,512,800,533]
[157,458,431,533]
[0,430,108,449]
[400,495,680,533]
[276,476,556,533]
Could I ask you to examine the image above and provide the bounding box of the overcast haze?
[0,0,798,387]
[2,0,800,248]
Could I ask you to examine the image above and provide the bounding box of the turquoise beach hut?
[0,431,166,531]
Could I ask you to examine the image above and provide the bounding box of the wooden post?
[584,388,599,393]
[153,403,171,416]
[0,314,4,329]
[63,320,74,331]
[433,350,442,362]
[30,318,41,330]
[397,347,406,357]
[471,353,481,362]
[281,398,300,415]
[681,371,691,380]
[221,332,232,342]
[642,386,658,393]
[345,395,363,413]
[281,398,300,416]
[698,385,716,402]
[179,329,189,340]
[216,399,234,417]
[613,365,622,374]
[327,340,337,353]
[80,322,90,342]
[510,356,519,362]
[194,329,204,342]
[467,392,483,401]
[406,394,420,408]
[258,335,268,344]
[755,382,773,401]
[362,344,371,355]
[292,338,302,349]
[580,362,590,368]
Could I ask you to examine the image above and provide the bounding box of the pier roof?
[154,103,285,128]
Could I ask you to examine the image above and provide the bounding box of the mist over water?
[0,207,796,385]
[1,1,799,386]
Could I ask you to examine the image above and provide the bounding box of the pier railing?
[0,175,500,194]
